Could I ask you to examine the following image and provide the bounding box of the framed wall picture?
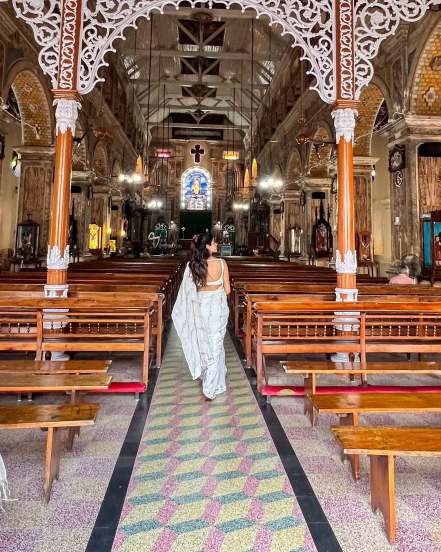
[389,145,406,172]
[15,217,39,260]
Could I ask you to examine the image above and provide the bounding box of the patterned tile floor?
[272,382,441,552]
[113,330,315,552]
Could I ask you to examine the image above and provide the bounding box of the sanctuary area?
[0,2,441,551]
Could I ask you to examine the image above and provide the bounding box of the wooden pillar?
[44,0,83,298]
[333,0,359,302]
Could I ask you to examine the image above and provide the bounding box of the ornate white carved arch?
[4,0,441,104]
[8,0,335,102]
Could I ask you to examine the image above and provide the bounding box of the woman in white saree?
[172,232,230,400]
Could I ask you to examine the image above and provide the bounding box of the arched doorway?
[5,67,54,256]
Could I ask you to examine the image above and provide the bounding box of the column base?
[335,287,358,302]
[44,284,69,298]
[51,352,70,361]
[331,352,360,363]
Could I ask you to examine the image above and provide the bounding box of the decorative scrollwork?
[4,0,335,103]
[58,0,81,90]
[338,0,355,100]
[332,108,357,144]
[80,0,336,103]
[54,98,81,135]
[8,0,441,105]
[9,0,61,89]
[355,0,441,98]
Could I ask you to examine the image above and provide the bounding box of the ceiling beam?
[131,76,268,89]
[141,102,252,115]
[121,49,278,62]
[149,122,248,130]
[202,22,226,46]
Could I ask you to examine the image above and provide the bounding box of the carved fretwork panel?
[418,156,441,214]
[354,175,371,234]
[18,164,52,255]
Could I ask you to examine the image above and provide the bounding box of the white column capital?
[54,98,81,135]
[332,107,357,144]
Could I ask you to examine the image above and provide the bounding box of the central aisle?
[112,329,314,552]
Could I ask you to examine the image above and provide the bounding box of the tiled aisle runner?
[112,330,315,552]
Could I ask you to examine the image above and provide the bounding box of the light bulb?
[118,174,125,182]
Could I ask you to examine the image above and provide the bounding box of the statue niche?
[311,199,332,261]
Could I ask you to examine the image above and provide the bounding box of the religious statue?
[311,199,333,260]
[169,220,179,252]
[435,231,441,264]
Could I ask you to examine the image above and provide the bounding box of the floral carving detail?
[335,249,357,274]
[355,0,441,98]
[7,0,441,105]
[332,108,357,144]
[47,245,70,270]
[54,98,81,134]
[9,0,61,88]
[80,0,335,102]
[3,0,336,103]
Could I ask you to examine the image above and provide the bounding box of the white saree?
[0,453,11,511]
[172,264,229,399]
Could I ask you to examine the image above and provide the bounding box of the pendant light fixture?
[240,58,249,188]
[119,24,142,185]
[250,18,258,182]
[144,15,154,189]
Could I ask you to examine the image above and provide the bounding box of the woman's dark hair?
[189,231,214,287]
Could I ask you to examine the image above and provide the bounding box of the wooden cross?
[191,144,204,163]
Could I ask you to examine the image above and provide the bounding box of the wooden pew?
[0,402,99,502]
[311,392,441,479]
[332,426,441,544]
[0,297,153,388]
[240,287,441,366]
[252,301,441,396]
[0,372,111,448]
[0,360,110,374]
[283,359,441,424]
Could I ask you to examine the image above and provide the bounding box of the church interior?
[1,2,441,551]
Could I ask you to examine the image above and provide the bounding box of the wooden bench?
[0,372,111,448]
[312,392,441,479]
[0,403,99,502]
[252,301,441,395]
[0,359,110,374]
[242,288,441,367]
[0,289,165,369]
[283,360,441,423]
[332,426,441,544]
[0,297,153,387]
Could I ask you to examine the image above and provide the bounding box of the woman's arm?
[223,260,231,295]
